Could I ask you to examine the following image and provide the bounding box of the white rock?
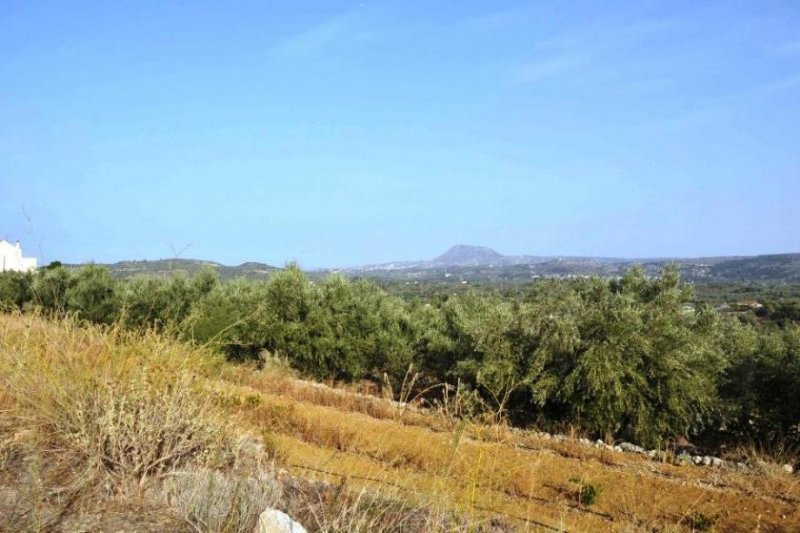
[613,445,623,453]
[693,455,704,465]
[710,457,724,468]
[782,464,794,474]
[255,509,307,533]
[619,442,646,454]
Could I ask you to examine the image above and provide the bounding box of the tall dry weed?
[0,313,239,490]
[161,467,281,533]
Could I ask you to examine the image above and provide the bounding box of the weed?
[161,467,281,533]
[569,478,602,507]
[0,314,242,489]
[579,483,601,506]
[689,511,718,532]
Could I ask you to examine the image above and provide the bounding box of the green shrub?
[30,264,73,314]
[0,271,33,310]
[567,478,602,507]
[579,483,601,506]
[66,264,119,323]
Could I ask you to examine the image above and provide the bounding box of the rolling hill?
[332,245,800,285]
[67,258,279,281]
[67,245,800,285]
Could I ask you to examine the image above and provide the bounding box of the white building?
[0,240,37,272]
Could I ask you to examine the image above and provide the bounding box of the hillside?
[64,247,800,285]
[68,258,279,281]
[1,314,798,532]
[333,246,800,285]
[705,253,800,283]
[431,245,511,266]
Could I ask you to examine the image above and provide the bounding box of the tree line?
[1,263,798,451]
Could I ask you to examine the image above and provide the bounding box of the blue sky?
[1,1,798,267]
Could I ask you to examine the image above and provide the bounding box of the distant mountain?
[329,245,800,285]
[432,245,507,266]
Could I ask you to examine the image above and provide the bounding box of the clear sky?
[1,1,798,268]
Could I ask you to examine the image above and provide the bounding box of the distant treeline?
[1,263,798,451]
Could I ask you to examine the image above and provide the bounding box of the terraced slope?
[220,367,800,532]
[1,314,797,532]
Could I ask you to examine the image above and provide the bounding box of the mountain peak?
[432,245,505,266]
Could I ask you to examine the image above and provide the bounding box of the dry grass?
[161,467,281,533]
[0,313,242,485]
[0,312,261,531]
[2,312,799,532]
[226,365,452,432]
[219,366,800,531]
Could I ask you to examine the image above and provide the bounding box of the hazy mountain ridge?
[69,245,800,284]
[333,245,800,284]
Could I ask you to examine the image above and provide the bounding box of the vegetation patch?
[1,285,799,531]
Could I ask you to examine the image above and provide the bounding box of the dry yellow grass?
[2,313,799,532]
[0,313,266,531]
[218,360,800,531]
[220,385,800,531]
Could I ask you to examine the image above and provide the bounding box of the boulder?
[619,442,646,454]
[254,509,307,533]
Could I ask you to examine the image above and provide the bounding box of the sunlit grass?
[1,312,799,532]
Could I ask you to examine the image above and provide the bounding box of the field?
[1,313,798,532]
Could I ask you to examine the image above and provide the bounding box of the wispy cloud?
[269,11,366,60]
[509,54,586,85]
[456,7,531,34]
[506,16,675,86]
[640,72,800,133]
[642,106,734,132]
[539,17,676,54]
